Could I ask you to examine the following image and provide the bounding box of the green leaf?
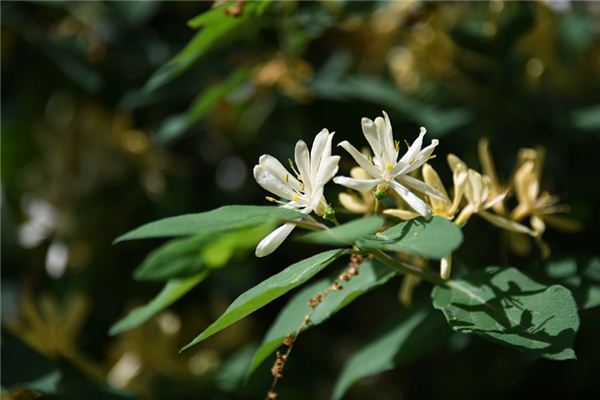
[145,1,272,92]
[432,266,580,360]
[247,259,396,376]
[357,216,463,259]
[332,304,449,400]
[214,345,258,392]
[300,216,384,246]
[544,257,600,310]
[133,224,273,281]
[180,249,345,352]
[115,205,304,243]
[109,272,208,335]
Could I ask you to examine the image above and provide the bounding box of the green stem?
[373,197,380,215]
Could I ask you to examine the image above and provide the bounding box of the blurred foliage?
[1,1,599,399]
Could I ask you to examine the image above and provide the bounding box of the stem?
[373,197,380,215]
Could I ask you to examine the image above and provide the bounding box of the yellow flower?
[510,159,581,258]
[452,155,533,235]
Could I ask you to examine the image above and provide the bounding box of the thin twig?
[265,254,364,399]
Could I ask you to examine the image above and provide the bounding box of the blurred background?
[1,1,599,399]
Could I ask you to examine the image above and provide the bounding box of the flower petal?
[397,174,445,200]
[390,180,431,218]
[402,138,438,174]
[338,141,380,178]
[333,176,381,192]
[315,155,340,189]
[253,165,296,200]
[361,117,383,161]
[310,129,331,175]
[375,111,395,164]
[295,139,312,193]
[399,127,426,165]
[479,210,534,235]
[259,154,301,192]
[255,222,296,257]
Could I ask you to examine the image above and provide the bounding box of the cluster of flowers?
[253,111,577,279]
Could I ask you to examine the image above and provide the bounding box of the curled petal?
[399,127,426,165]
[479,210,535,235]
[255,223,296,257]
[361,117,383,161]
[253,165,296,200]
[402,139,439,174]
[338,141,380,178]
[259,154,301,192]
[333,176,381,192]
[390,180,431,218]
[396,174,445,201]
[295,140,312,193]
[310,129,332,174]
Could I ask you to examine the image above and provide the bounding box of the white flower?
[333,111,443,217]
[253,129,340,257]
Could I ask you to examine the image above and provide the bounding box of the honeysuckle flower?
[453,158,533,235]
[510,159,581,258]
[478,138,506,214]
[253,129,340,257]
[333,111,443,217]
[338,167,375,214]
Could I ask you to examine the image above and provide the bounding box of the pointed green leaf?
[109,272,208,335]
[181,249,345,352]
[357,216,463,259]
[300,216,384,246]
[248,259,396,376]
[432,267,580,360]
[332,304,448,400]
[133,224,273,281]
[115,205,304,243]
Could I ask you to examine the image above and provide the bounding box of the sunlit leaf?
[180,249,345,352]
[331,303,449,400]
[357,216,463,259]
[432,267,580,360]
[300,216,384,246]
[248,259,396,376]
[109,272,208,335]
[114,205,304,243]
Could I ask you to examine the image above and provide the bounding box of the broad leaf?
[115,205,304,243]
[332,304,449,400]
[300,216,384,246]
[109,272,208,335]
[544,257,600,310]
[432,267,580,360]
[357,216,463,259]
[180,249,345,352]
[247,259,396,376]
[133,224,272,281]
